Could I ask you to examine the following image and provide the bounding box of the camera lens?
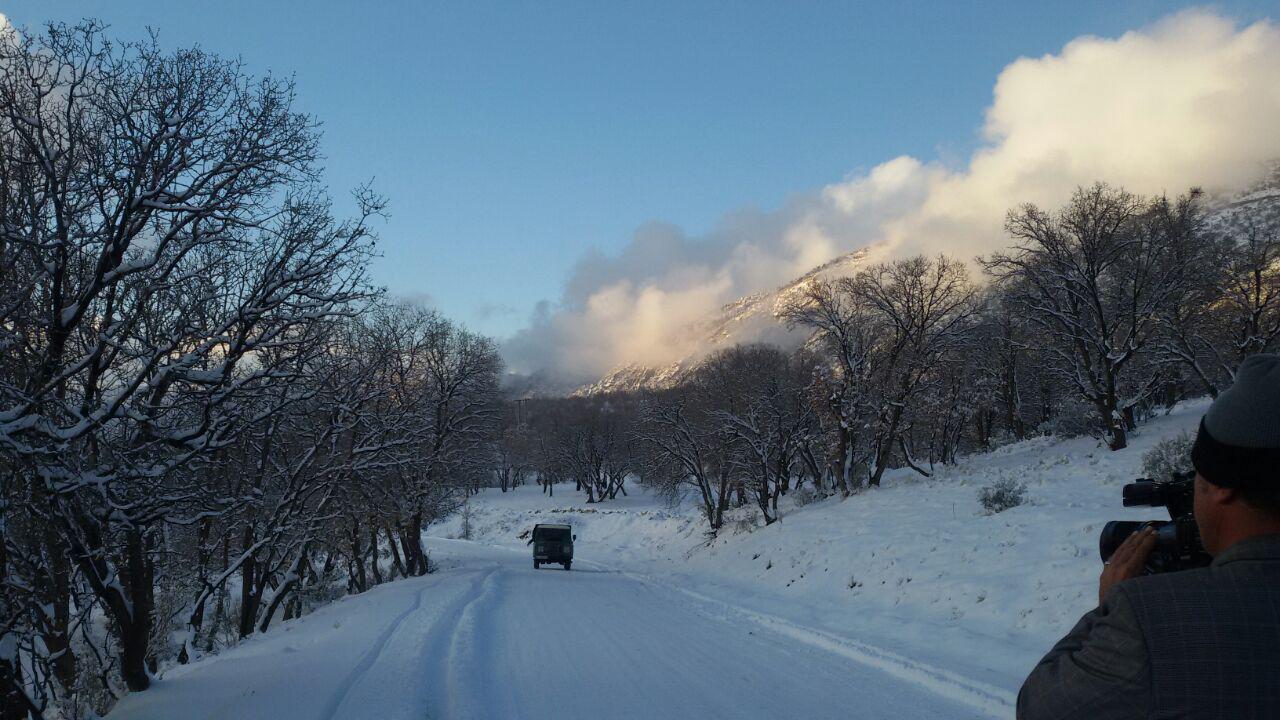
[1121,481,1161,507]
[1099,520,1144,561]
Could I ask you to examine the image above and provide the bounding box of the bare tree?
[983,184,1191,450]
[635,389,735,531]
[495,398,535,493]
[782,280,879,495]
[851,255,977,484]
[1219,194,1280,362]
[0,22,375,698]
[539,396,634,503]
[1158,191,1280,397]
[969,289,1038,444]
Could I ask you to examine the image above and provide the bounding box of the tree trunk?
[0,658,37,720]
[868,435,891,487]
[402,513,427,576]
[1097,393,1128,451]
[182,517,214,662]
[897,436,932,477]
[799,444,824,495]
[714,472,731,529]
[386,526,406,579]
[835,427,852,495]
[869,399,907,487]
[696,474,716,531]
[258,551,307,634]
[119,527,155,691]
[348,524,367,593]
[0,532,39,720]
[755,462,776,525]
[40,527,76,693]
[369,526,383,585]
[205,534,230,652]
[239,526,259,639]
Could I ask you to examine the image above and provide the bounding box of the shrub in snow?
[791,485,822,507]
[730,511,760,535]
[1141,431,1194,480]
[298,573,346,609]
[978,477,1028,514]
[1034,397,1098,439]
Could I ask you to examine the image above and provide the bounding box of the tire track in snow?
[615,567,1016,719]
[413,566,501,720]
[320,570,488,720]
[441,567,504,720]
[317,579,433,720]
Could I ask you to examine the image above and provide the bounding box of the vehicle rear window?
[534,528,570,542]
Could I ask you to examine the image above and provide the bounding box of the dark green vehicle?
[528,523,575,570]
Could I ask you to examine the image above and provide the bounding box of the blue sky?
[3,1,1276,343]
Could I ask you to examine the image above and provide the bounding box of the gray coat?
[1018,534,1280,720]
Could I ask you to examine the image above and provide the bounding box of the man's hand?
[1099,526,1156,605]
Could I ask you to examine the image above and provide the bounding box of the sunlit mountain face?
[571,249,871,396]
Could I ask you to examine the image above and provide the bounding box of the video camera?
[1098,471,1211,573]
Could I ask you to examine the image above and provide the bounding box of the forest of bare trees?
[0,24,502,717]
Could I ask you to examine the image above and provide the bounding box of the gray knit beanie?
[1192,354,1280,488]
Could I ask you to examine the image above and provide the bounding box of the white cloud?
[885,9,1280,260]
[0,13,22,51]
[505,9,1280,381]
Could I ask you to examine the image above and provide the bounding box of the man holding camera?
[1018,354,1280,719]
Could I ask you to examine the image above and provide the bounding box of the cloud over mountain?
[504,9,1280,382]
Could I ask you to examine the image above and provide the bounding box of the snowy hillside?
[433,397,1209,698]
[573,249,871,396]
[110,398,1209,719]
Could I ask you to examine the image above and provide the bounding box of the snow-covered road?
[112,540,1006,720]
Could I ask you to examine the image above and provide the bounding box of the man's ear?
[1209,482,1240,507]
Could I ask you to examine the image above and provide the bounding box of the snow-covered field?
[109,399,1208,720]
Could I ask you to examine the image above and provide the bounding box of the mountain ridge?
[571,248,872,397]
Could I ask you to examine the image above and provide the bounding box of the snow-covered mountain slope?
[569,360,693,397]
[573,248,871,396]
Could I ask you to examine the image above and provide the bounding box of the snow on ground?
[664,399,1207,691]
[111,542,989,720]
[110,399,1208,720]
[431,398,1208,704]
